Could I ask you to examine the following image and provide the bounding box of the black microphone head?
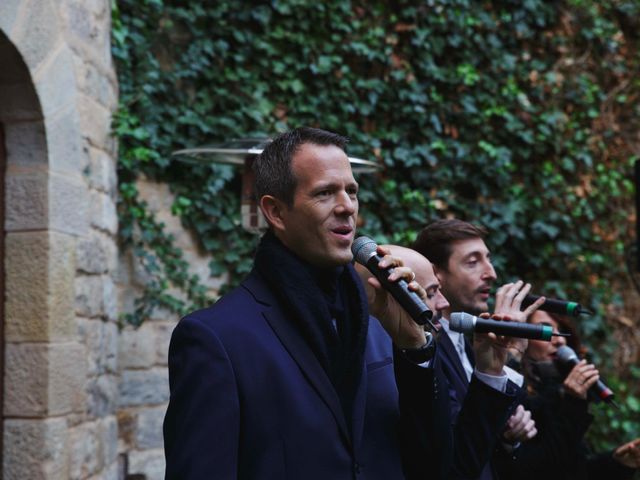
[449,312,475,334]
[556,345,579,364]
[351,236,378,265]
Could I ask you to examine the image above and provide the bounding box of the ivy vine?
[112,0,640,448]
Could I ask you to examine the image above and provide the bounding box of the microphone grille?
[351,236,378,265]
[556,345,578,364]
[449,312,474,333]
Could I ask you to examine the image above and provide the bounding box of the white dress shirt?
[440,317,508,393]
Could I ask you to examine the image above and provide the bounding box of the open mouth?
[331,225,353,239]
[477,286,491,299]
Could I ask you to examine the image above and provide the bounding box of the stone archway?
[0,27,81,479]
[0,1,120,477]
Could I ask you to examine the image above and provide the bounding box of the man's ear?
[259,195,287,232]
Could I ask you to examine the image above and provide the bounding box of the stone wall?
[1,2,225,478]
[1,0,120,478]
[115,179,221,479]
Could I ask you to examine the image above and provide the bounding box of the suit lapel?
[438,331,470,393]
[242,271,352,448]
[464,337,476,368]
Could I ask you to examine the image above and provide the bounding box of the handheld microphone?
[351,236,434,328]
[555,346,615,404]
[449,312,571,341]
[522,294,593,317]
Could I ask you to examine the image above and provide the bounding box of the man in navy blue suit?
[164,128,520,479]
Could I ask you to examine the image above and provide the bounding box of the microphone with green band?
[521,294,593,317]
[450,312,571,341]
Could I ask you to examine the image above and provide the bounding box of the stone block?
[5,170,88,235]
[69,421,102,479]
[100,415,119,465]
[46,105,85,174]
[78,318,118,375]
[50,342,87,413]
[76,230,109,274]
[77,94,113,150]
[75,274,117,320]
[119,324,156,369]
[4,342,48,416]
[127,449,166,480]
[86,374,118,417]
[75,274,103,318]
[5,342,86,417]
[72,53,117,110]
[5,231,75,342]
[62,1,99,43]
[136,406,166,450]
[5,171,48,231]
[0,82,43,122]
[49,172,89,236]
[117,409,136,446]
[47,231,78,336]
[154,322,174,366]
[0,0,24,38]
[3,417,69,480]
[104,321,118,372]
[90,190,118,234]
[10,0,61,72]
[119,368,169,407]
[87,147,117,195]
[91,461,119,480]
[5,231,48,340]
[103,274,118,321]
[4,120,47,165]
[33,45,78,118]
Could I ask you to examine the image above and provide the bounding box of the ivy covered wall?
[112,0,640,449]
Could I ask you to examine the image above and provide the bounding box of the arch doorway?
[0,28,48,478]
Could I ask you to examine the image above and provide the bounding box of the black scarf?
[254,231,369,428]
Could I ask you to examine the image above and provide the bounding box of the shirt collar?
[440,317,466,352]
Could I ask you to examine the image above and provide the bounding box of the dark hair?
[253,127,349,207]
[412,219,488,270]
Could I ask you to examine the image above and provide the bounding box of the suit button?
[354,462,361,475]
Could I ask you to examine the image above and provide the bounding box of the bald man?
[357,245,523,479]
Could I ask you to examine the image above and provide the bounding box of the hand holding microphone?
[352,237,434,328]
[351,237,436,352]
[495,281,546,323]
[555,345,615,404]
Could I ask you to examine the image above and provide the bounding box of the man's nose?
[335,191,357,215]
[482,261,497,282]
[435,290,449,312]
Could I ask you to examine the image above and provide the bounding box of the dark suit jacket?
[493,384,637,480]
[437,330,523,480]
[164,269,518,479]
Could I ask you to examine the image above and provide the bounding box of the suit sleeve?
[393,347,441,480]
[493,390,593,478]
[448,375,521,478]
[163,316,240,480]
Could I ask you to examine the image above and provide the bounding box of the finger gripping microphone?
[449,312,569,341]
[521,294,593,317]
[351,236,433,326]
[555,346,615,404]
